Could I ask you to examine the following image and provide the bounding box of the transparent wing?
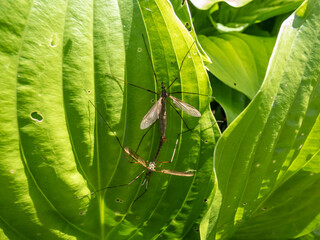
[169,96,201,117]
[124,147,147,167]
[159,169,195,177]
[140,97,162,129]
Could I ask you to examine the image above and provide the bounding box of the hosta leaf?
[215,0,304,27]
[0,0,220,239]
[200,0,320,239]
[199,33,276,99]
[190,0,303,33]
[295,231,320,240]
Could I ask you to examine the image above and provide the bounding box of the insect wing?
[159,169,195,177]
[140,97,162,129]
[124,147,147,167]
[169,96,201,117]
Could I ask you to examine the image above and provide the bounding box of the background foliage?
[0,0,319,239]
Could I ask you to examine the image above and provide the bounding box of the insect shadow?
[75,100,196,203]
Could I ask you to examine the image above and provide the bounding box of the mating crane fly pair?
[77,35,209,202]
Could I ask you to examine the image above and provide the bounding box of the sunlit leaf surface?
[0,0,219,239]
[201,0,320,239]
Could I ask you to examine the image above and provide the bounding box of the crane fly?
[75,100,195,202]
[106,35,212,146]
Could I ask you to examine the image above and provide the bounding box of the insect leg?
[106,72,157,95]
[167,100,191,130]
[133,173,151,203]
[167,41,196,89]
[141,34,159,91]
[75,169,146,199]
[135,123,155,153]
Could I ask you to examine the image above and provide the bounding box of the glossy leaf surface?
[199,33,276,99]
[201,0,320,239]
[0,0,219,239]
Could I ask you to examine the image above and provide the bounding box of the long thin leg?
[168,41,196,89]
[155,133,179,165]
[169,137,179,163]
[152,139,165,163]
[89,101,124,148]
[170,121,225,168]
[169,91,215,99]
[106,72,157,95]
[136,123,155,153]
[90,100,146,165]
[167,100,191,130]
[141,34,159,91]
[75,170,146,199]
[160,124,206,165]
[108,170,146,188]
[133,174,150,203]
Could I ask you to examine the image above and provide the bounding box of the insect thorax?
[148,162,156,172]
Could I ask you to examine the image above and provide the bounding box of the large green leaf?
[190,0,304,33]
[295,231,320,240]
[200,0,320,239]
[216,0,304,26]
[198,33,275,123]
[0,0,220,239]
[199,33,276,99]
